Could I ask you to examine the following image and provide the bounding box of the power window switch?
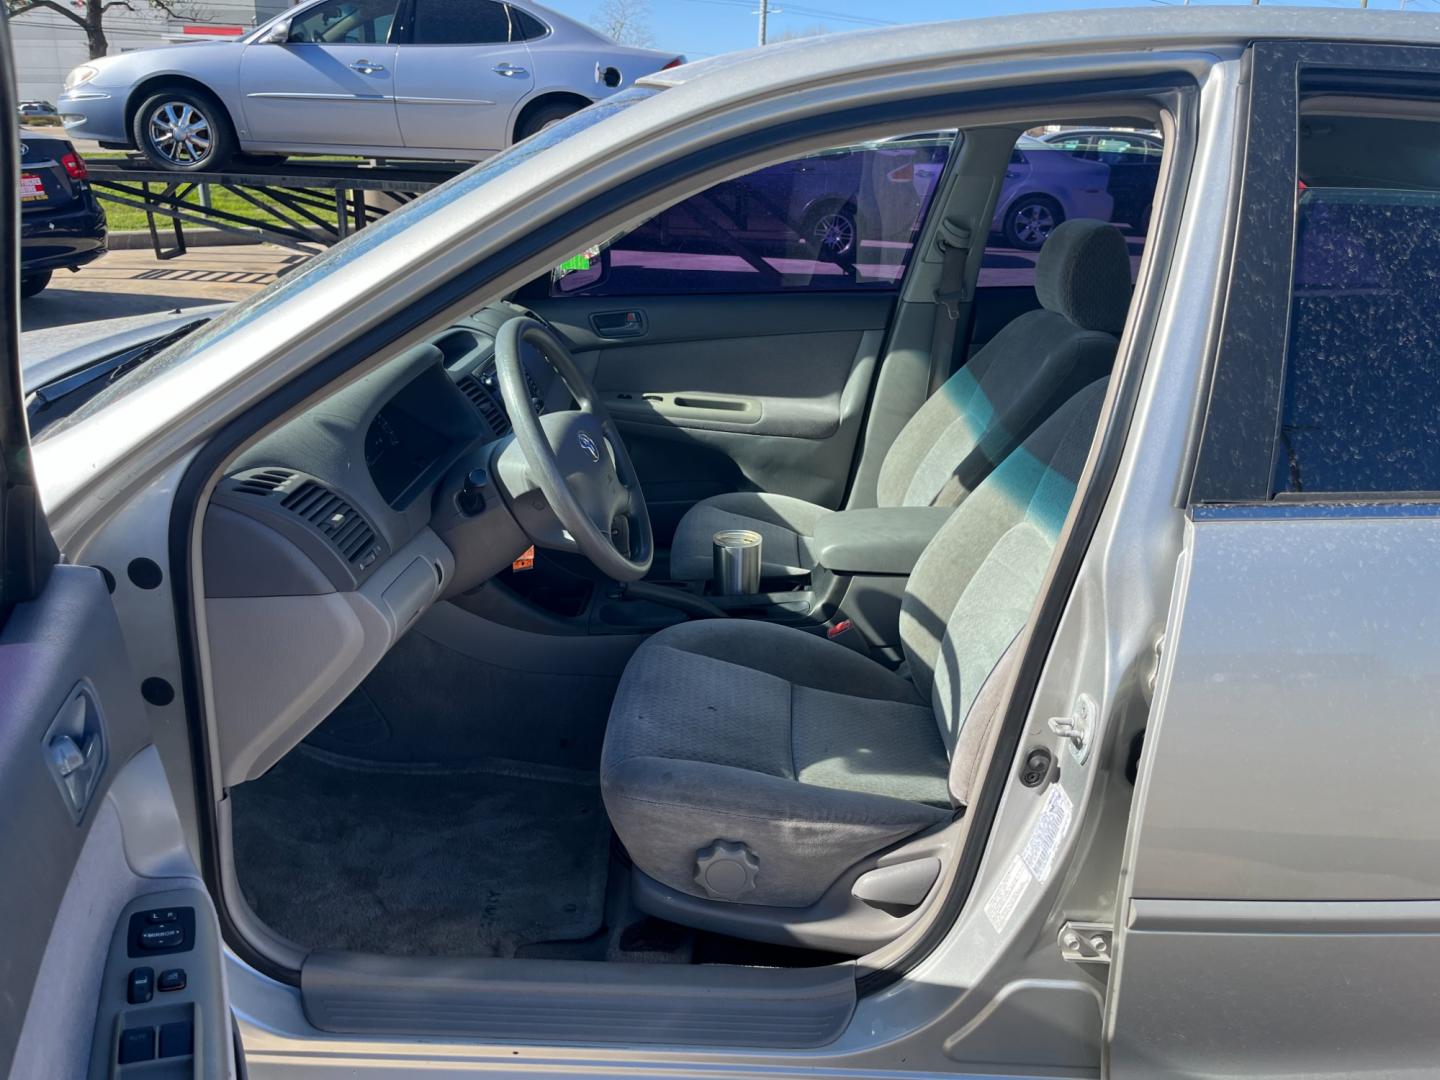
[158,1020,194,1059]
[126,967,154,1004]
[157,968,187,993]
[118,1027,155,1064]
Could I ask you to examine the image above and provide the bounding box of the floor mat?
[231,747,610,958]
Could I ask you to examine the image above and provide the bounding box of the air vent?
[233,468,296,497]
[280,481,381,569]
[458,372,509,436]
[458,363,545,437]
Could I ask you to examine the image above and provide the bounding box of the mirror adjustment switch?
[127,907,195,957]
[118,1027,155,1064]
[126,967,154,1004]
[138,925,183,950]
[157,968,187,992]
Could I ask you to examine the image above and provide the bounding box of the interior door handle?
[349,60,386,74]
[494,63,529,77]
[43,683,107,823]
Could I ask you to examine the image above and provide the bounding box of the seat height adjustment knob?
[694,840,759,900]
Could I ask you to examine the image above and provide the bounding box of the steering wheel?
[491,317,653,581]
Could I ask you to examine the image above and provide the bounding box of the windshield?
[35,88,657,444]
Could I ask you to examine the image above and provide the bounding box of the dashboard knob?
[456,468,488,517]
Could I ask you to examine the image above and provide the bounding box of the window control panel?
[125,906,195,958]
[91,891,226,1079]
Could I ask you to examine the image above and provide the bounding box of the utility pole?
[757,0,769,45]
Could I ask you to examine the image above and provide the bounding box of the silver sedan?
[56,0,680,171]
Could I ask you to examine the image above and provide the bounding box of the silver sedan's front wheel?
[132,88,235,172]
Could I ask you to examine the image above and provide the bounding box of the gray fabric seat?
[603,379,1111,914]
[667,219,1131,583]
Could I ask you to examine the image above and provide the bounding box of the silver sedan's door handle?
[349,59,386,74]
[494,63,529,77]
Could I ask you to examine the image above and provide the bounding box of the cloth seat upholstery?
[603,380,1112,909]
[667,219,1130,582]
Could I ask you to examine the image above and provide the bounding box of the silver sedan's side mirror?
[260,18,292,44]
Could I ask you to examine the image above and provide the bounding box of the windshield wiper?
[27,318,209,432]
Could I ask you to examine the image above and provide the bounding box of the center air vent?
[281,481,382,569]
[457,363,544,437]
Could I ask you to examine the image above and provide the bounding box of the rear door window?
[1275,111,1440,495]
[408,0,511,44]
[550,132,954,297]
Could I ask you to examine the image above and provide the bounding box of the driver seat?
[601,378,1109,947]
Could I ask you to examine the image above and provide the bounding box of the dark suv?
[19,131,106,297]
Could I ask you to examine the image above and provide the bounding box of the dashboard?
[200,302,566,787]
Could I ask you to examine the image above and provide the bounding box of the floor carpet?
[231,746,610,958]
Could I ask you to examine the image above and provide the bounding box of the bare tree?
[593,0,654,48]
[5,0,203,60]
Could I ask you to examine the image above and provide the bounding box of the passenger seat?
[667,218,1133,582]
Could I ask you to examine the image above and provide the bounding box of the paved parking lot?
[20,244,304,332]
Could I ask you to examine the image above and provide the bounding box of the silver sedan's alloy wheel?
[812,211,856,257]
[1011,201,1057,246]
[146,101,214,166]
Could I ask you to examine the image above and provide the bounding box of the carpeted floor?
[230,746,610,958]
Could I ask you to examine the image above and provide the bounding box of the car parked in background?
[1042,127,1163,233]
[18,100,58,120]
[56,0,682,173]
[992,133,1113,249]
[18,130,106,297]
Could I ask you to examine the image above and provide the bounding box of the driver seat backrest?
[900,377,1110,802]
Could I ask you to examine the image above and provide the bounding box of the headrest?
[1034,219,1133,334]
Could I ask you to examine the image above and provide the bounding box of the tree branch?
[5,0,88,27]
[100,1,134,12]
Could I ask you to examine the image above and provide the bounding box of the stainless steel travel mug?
[712,529,762,596]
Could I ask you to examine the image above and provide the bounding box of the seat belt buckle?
[934,288,965,320]
[826,618,872,656]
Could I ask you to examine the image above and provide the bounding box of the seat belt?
[928,216,974,398]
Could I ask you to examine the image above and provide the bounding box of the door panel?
[533,292,893,542]
[393,42,531,150]
[1,570,235,1079]
[240,42,402,147]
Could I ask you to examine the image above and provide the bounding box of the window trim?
[1189,40,1440,506]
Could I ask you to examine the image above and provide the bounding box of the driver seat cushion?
[601,619,951,908]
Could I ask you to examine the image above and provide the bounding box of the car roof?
[642,7,1440,90]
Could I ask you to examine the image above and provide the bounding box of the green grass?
[85,152,362,234]
[99,185,342,233]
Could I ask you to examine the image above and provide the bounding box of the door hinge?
[1047,693,1097,764]
[1058,921,1113,965]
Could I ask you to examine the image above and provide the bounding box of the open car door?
[0,25,236,1080]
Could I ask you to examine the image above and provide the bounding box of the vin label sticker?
[1021,783,1073,884]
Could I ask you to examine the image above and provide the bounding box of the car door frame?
[1110,39,1440,1078]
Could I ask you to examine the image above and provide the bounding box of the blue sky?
[539,0,1434,60]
